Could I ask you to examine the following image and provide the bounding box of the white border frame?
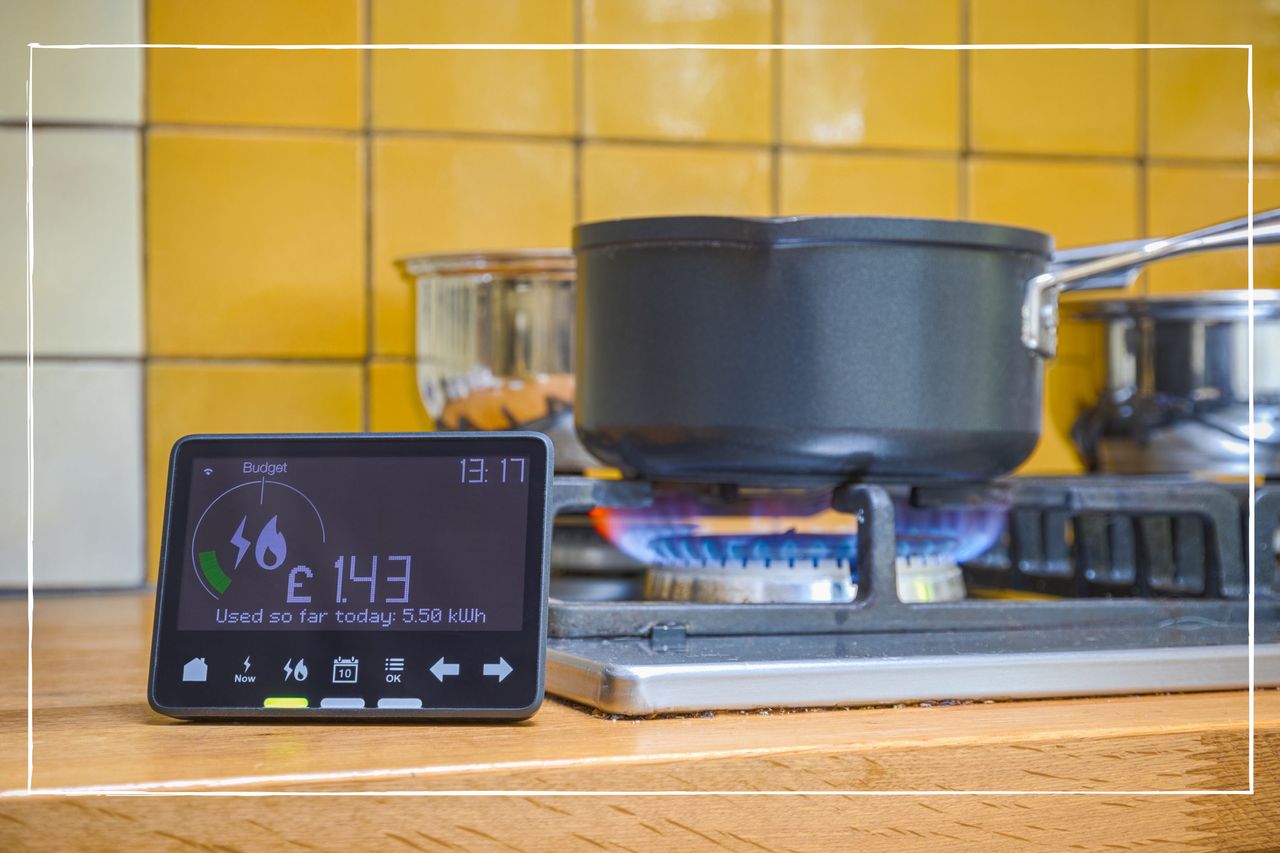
[8,40,1259,799]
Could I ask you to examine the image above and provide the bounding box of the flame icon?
[255,515,287,571]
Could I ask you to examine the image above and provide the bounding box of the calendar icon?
[331,657,359,684]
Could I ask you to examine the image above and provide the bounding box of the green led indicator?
[197,550,231,594]
[263,697,309,709]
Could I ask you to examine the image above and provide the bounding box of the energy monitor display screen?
[149,433,552,720]
[177,455,531,632]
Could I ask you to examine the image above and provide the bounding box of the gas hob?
[543,477,1280,715]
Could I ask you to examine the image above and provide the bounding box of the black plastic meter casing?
[148,432,552,721]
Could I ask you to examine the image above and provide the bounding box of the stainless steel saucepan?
[1072,288,1280,477]
[399,250,599,473]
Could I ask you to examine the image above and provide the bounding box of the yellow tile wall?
[781,0,962,151]
[583,0,773,143]
[148,0,364,129]
[138,0,1280,576]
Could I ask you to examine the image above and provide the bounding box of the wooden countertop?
[1,592,1277,850]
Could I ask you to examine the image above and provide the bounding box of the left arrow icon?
[430,657,460,682]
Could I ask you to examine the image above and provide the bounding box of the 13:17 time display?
[459,457,526,485]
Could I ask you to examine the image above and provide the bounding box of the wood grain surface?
[1,593,1277,850]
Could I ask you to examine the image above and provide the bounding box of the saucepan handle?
[1021,208,1280,358]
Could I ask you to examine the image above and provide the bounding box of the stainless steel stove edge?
[546,642,1280,716]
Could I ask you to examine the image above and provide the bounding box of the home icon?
[182,657,208,682]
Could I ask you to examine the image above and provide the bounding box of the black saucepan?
[572,210,1280,487]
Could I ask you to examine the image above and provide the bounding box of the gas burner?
[894,555,966,603]
[590,486,1005,604]
[644,561,855,604]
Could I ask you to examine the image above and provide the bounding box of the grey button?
[376,697,423,709]
[319,697,365,709]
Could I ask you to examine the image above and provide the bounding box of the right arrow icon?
[483,657,513,682]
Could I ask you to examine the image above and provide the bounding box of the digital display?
[149,433,552,720]
[176,454,530,632]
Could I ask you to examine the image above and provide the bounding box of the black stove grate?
[546,477,1278,640]
[937,478,1261,599]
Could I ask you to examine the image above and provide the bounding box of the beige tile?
[780,152,960,218]
[146,130,366,358]
[372,0,574,135]
[581,143,771,221]
[148,0,362,129]
[0,128,142,357]
[583,0,772,143]
[781,0,961,151]
[1145,163,1280,294]
[0,362,17,586]
[146,361,364,577]
[0,361,145,588]
[371,136,574,356]
[970,0,1141,156]
[1148,0,1280,161]
[0,129,23,355]
[2,1,143,122]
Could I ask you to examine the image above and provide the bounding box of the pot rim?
[1071,289,1280,321]
[399,248,575,280]
[573,215,1054,257]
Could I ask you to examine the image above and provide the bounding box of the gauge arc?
[189,479,326,599]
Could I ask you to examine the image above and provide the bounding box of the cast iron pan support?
[549,476,653,516]
[1010,480,1245,598]
[1257,487,1280,599]
[832,484,900,607]
[915,479,1246,598]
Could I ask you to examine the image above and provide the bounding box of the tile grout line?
[958,0,972,219]
[1136,0,1151,297]
[61,118,1276,169]
[0,354,150,364]
[572,0,585,223]
[139,0,152,584]
[361,0,374,432]
[0,119,142,131]
[769,0,783,216]
[4,354,378,365]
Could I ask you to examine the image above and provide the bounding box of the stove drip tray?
[546,476,1280,715]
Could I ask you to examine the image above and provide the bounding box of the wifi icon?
[202,468,213,476]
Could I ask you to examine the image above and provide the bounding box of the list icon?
[385,657,405,683]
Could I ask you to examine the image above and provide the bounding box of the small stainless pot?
[400,250,598,472]
[1073,290,1280,477]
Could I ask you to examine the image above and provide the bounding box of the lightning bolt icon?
[283,658,294,680]
[230,516,250,570]
[242,656,251,674]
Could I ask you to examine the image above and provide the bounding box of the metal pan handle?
[1022,208,1280,358]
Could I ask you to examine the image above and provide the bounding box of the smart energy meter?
[148,432,552,720]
